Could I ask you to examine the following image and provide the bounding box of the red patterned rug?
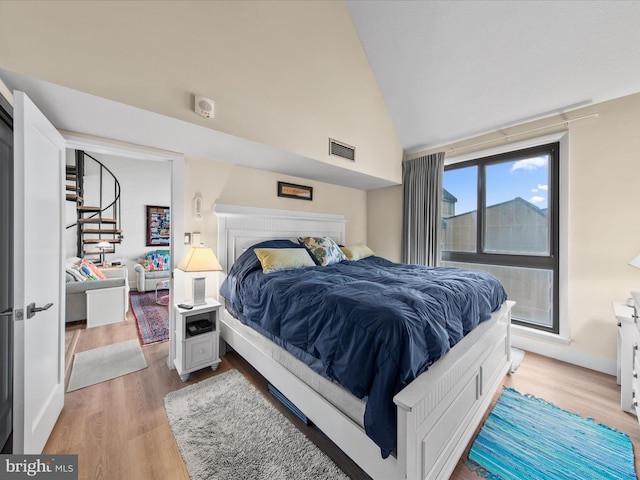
[130,292,169,345]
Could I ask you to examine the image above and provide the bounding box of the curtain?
[401,152,445,266]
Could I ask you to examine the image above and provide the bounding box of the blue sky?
[444,155,549,215]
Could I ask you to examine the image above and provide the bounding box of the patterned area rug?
[468,388,637,480]
[165,369,348,480]
[130,292,169,345]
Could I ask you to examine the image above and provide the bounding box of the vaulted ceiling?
[346,0,640,153]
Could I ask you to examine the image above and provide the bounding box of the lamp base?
[192,276,206,305]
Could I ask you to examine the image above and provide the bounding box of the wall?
[64,151,171,284]
[183,156,367,248]
[0,1,403,184]
[179,156,367,300]
[367,92,640,372]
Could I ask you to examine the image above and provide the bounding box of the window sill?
[511,324,570,345]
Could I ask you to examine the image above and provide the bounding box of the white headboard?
[214,204,347,274]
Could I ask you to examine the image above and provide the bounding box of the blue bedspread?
[220,240,507,457]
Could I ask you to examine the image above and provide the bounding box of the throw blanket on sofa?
[220,240,507,457]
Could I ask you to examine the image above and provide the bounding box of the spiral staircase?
[65,150,123,265]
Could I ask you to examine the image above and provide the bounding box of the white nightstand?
[613,299,637,414]
[174,298,222,382]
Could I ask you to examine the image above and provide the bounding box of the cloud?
[531,188,538,193]
[537,184,548,191]
[529,195,545,204]
[510,156,548,172]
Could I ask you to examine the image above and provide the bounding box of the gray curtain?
[401,152,445,266]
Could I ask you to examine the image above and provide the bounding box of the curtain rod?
[447,112,599,155]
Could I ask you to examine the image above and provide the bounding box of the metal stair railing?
[65,150,122,262]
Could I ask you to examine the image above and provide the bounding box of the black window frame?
[442,142,560,334]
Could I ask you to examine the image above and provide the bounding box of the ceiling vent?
[329,138,355,161]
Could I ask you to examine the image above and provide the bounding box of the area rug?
[509,347,525,373]
[467,387,637,480]
[130,291,169,345]
[67,339,147,392]
[164,369,349,480]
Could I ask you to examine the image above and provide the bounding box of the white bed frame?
[214,204,513,480]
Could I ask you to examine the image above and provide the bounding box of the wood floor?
[49,308,640,479]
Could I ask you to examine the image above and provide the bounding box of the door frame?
[63,135,185,369]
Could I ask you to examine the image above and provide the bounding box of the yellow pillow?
[340,243,375,261]
[254,248,316,274]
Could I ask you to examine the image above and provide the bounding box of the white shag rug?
[510,347,526,373]
[67,339,147,392]
[164,369,349,480]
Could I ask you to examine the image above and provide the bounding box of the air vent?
[329,138,355,161]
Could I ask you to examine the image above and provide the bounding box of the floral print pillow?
[298,236,347,266]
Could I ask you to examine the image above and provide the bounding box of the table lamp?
[177,246,223,305]
[96,241,111,266]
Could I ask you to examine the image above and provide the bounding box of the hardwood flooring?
[47,308,640,479]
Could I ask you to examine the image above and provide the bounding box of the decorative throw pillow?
[65,267,86,282]
[254,248,316,274]
[80,265,100,281]
[298,236,347,266]
[143,250,170,272]
[81,259,106,280]
[340,243,375,261]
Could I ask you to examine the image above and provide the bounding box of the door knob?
[26,302,53,319]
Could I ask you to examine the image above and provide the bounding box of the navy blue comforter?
[220,240,507,457]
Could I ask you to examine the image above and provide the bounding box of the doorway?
[64,149,172,342]
[62,136,184,374]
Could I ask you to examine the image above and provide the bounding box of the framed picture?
[277,181,313,201]
[146,205,171,246]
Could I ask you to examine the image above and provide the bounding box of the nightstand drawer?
[185,334,217,370]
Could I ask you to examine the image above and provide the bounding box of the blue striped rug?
[468,388,637,480]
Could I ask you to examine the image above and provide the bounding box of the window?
[442,142,559,333]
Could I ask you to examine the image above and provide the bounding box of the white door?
[13,91,65,453]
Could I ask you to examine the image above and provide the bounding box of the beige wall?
[184,156,367,253]
[368,92,640,366]
[0,0,402,184]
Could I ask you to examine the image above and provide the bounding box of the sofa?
[65,258,129,323]
[134,250,171,292]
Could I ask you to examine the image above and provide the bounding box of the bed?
[214,204,514,480]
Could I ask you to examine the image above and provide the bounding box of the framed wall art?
[277,181,313,201]
[146,205,171,246]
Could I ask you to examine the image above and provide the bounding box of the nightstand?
[174,298,222,382]
[613,300,635,413]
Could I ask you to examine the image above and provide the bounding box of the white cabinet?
[614,292,640,424]
[174,298,221,382]
[86,286,126,328]
[631,292,640,423]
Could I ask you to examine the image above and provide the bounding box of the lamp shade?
[96,241,111,250]
[177,246,223,272]
[630,255,640,269]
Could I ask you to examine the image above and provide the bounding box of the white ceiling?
[4,1,640,192]
[346,0,640,153]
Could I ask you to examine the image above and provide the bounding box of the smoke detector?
[195,95,214,118]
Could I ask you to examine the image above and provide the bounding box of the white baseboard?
[512,333,616,376]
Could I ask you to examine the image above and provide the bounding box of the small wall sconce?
[194,193,202,220]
